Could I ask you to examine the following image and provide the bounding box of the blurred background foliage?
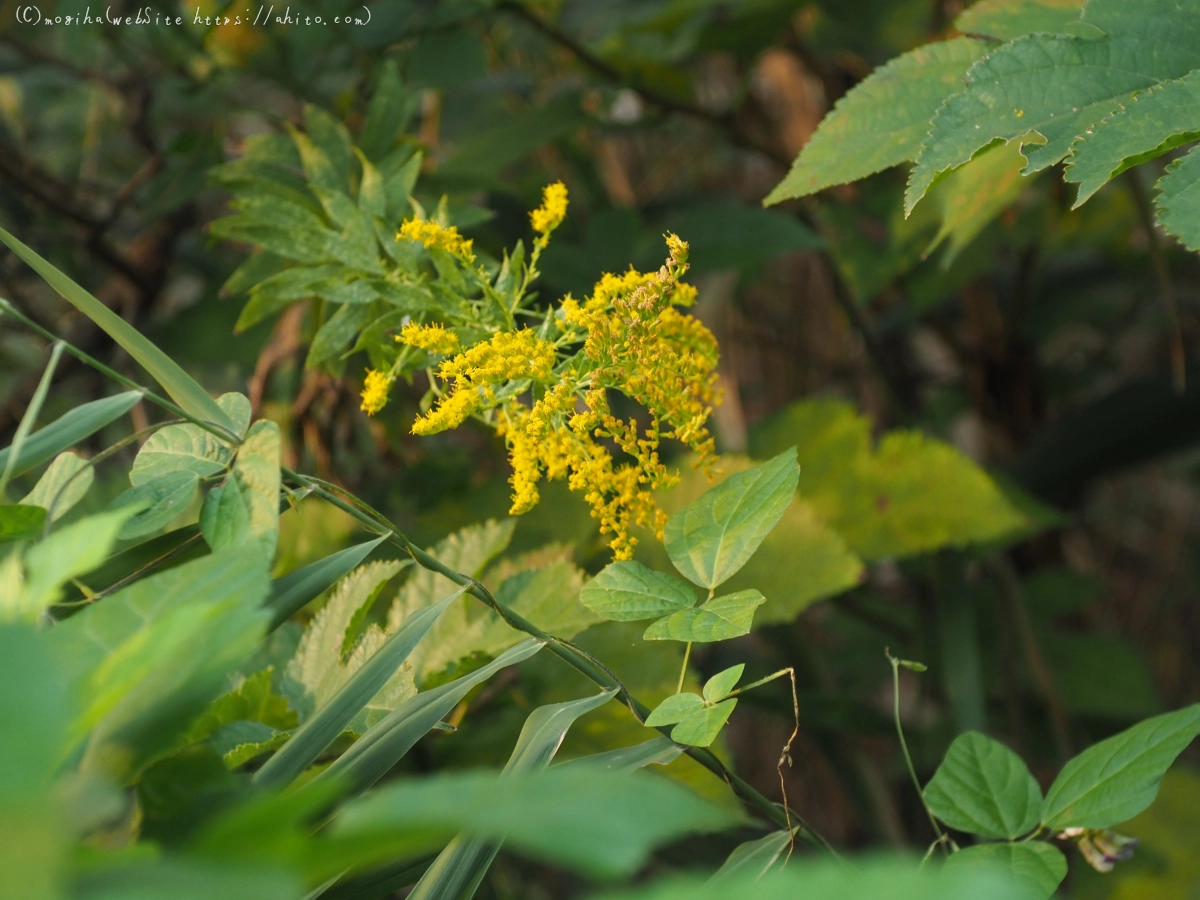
[1,0,1198,895]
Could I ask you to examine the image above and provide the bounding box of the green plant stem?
[677,641,692,695]
[0,339,63,496]
[886,650,949,850]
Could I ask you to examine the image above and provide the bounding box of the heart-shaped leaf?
[580,561,697,622]
[645,692,705,728]
[943,842,1067,900]
[924,732,1042,839]
[643,590,765,643]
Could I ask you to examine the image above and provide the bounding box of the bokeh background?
[2,1,1198,895]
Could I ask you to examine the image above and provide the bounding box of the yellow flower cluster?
[398,322,460,355]
[496,234,719,558]
[530,181,569,235]
[412,329,557,435]
[399,218,476,262]
[360,369,392,415]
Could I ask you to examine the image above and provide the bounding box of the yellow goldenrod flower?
[360,369,392,416]
[398,218,475,262]
[398,322,460,355]
[530,181,569,235]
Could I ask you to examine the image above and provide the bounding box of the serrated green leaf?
[0,505,46,545]
[703,665,744,704]
[0,229,233,433]
[307,303,375,370]
[709,829,793,885]
[644,590,765,643]
[0,391,141,481]
[664,449,798,589]
[356,149,386,219]
[1041,703,1200,829]
[929,139,1035,264]
[20,452,93,522]
[1155,143,1200,251]
[764,38,985,204]
[908,2,1200,214]
[669,698,737,747]
[408,691,618,900]
[110,470,199,540]
[256,586,460,789]
[1067,71,1200,207]
[580,560,698,622]
[924,732,1042,839]
[954,0,1095,42]
[318,639,545,794]
[943,842,1067,900]
[286,560,406,718]
[645,691,705,727]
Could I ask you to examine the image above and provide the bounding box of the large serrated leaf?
[255,585,462,789]
[1155,143,1200,251]
[664,449,798,590]
[924,732,1042,839]
[943,842,1067,900]
[764,38,985,204]
[954,0,1094,42]
[1041,703,1200,829]
[907,1,1200,214]
[580,560,697,621]
[1067,70,1200,207]
[0,228,234,432]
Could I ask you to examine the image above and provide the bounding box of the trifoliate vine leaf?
[580,561,698,622]
[643,590,765,643]
[907,0,1200,214]
[645,692,705,727]
[199,421,281,560]
[703,665,744,704]
[130,392,249,484]
[664,449,798,590]
[669,698,738,748]
[1041,703,1200,829]
[1067,70,1200,207]
[764,38,985,204]
[110,470,200,540]
[924,731,1042,839]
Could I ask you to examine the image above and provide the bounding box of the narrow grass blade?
[0,392,142,482]
[407,690,616,900]
[264,537,391,630]
[255,585,466,789]
[0,227,234,432]
[317,639,544,794]
[0,342,63,496]
[558,736,683,772]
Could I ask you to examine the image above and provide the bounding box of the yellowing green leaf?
[954,0,1095,42]
[199,421,280,560]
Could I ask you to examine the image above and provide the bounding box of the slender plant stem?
[0,340,64,496]
[885,649,949,850]
[677,642,692,695]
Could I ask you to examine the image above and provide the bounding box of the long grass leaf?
[0,227,234,432]
[317,639,544,794]
[255,584,466,788]
[264,537,391,631]
[0,342,63,496]
[0,392,143,482]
